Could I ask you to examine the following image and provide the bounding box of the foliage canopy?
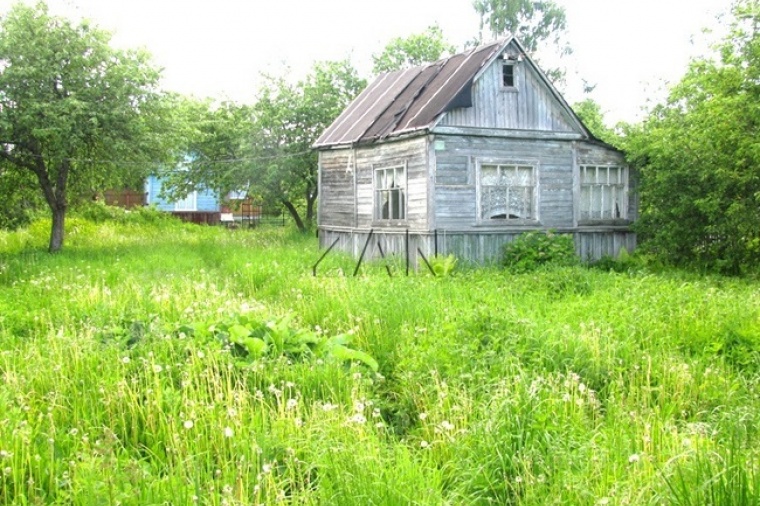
[371,25,456,74]
[226,60,365,231]
[624,0,760,274]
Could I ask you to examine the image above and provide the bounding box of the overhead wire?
[3,148,314,169]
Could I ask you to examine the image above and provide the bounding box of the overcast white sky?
[0,0,735,125]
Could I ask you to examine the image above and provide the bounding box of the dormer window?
[502,62,515,88]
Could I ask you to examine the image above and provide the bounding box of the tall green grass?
[0,213,758,504]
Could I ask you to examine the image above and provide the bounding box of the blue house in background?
[144,175,223,224]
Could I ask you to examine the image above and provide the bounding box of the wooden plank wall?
[433,135,575,228]
[318,150,355,227]
[319,227,636,265]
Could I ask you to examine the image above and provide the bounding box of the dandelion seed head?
[628,453,640,464]
[224,427,234,438]
[183,420,194,430]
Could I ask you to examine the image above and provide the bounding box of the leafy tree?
[0,2,169,252]
[623,0,760,274]
[372,25,456,74]
[572,98,618,146]
[157,96,253,203]
[472,0,570,82]
[248,60,366,231]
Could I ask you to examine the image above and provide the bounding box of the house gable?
[436,40,581,133]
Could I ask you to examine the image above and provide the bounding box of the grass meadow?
[1,207,759,505]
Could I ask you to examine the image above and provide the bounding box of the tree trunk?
[49,205,65,253]
[282,200,305,232]
[32,157,69,253]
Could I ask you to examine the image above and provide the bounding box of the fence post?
[353,230,374,277]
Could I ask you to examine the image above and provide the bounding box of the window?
[480,163,535,221]
[374,165,406,221]
[174,191,197,211]
[502,62,515,87]
[580,165,626,221]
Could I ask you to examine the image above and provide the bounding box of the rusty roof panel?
[313,68,422,147]
[360,63,445,141]
[400,43,502,131]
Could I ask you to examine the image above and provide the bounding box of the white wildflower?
[224,427,234,438]
[628,453,640,464]
[183,420,194,430]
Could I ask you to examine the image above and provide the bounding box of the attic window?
[502,62,515,88]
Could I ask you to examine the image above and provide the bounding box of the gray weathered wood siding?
[439,43,576,132]
[352,137,429,230]
[432,134,575,229]
[318,228,636,267]
[318,150,355,228]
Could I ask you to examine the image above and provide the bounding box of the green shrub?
[501,230,577,272]
[73,200,129,223]
[429,254,458,277]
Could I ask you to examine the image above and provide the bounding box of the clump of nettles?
[429,254,458,277]
[501,230,577,272]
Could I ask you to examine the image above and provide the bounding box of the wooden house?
[145,174,223,225]
[314,37,636,264]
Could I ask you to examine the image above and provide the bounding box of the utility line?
[2,148,314,168]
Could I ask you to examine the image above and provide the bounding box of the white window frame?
[579,165,628,223]
[476,160,538,224]
[502,61,516,88]
[174,191,198,212]
[373,162,407,223]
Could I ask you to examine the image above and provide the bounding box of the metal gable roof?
[313,39,506,148]
[313,37,594,148]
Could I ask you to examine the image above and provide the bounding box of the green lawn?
[1,211,758,505]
